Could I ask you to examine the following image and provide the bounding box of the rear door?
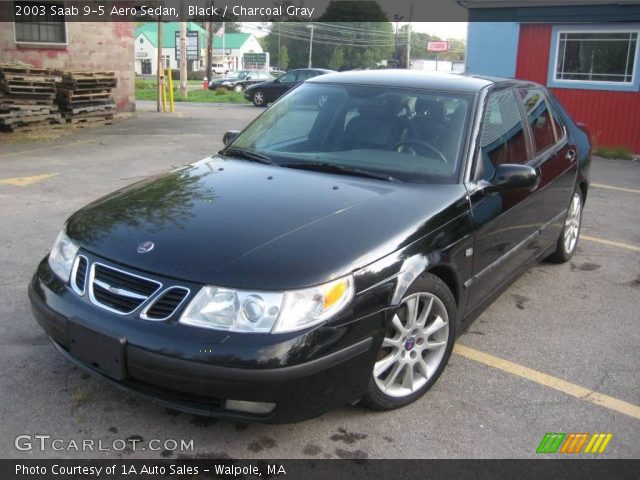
[517,87,578,250]
[464,87,539,313]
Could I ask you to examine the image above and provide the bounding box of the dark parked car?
[244,68,334,106]
[29,71,590,423]
[208,70,272,92]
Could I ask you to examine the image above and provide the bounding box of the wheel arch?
[426,264,460,307]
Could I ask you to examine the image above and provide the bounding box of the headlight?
[179,275,354,334]
[48,229,79,282]
[221,81,231,86]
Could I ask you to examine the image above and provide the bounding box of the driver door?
[464,87,540,315]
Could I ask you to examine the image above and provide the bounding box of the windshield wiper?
[220,147,278,166]
[282,162,399,182]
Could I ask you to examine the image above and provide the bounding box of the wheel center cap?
[404,337,416,351]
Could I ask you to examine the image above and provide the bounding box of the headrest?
[415,99,444,119]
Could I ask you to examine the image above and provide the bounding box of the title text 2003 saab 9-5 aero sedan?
[29,71,590,423]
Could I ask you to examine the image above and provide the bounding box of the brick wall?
[0,22,135,112]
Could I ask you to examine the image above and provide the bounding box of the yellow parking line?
[453,344,640,421]
[0,139,95,158]
[0,173,58,186]
[592,183,640,194]
[581,235,640,252]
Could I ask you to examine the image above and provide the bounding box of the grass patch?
[593,145,634,160]
[135,80,248,104]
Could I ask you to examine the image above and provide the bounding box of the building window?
[556,31,637,83]
[14,1,66,44]
[549,26,640,91]
[163,55,171,69]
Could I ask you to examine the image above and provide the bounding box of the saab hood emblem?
[137,241,155,254]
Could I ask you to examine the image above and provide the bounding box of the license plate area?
[68,321,127,380]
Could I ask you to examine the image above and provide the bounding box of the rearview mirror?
[486,164,538,192]
[222,130,240,146]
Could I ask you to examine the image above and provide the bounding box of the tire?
[361,272,457,411]
[233,84,244,93]
[252,90,266,107]
[546,189,583,263]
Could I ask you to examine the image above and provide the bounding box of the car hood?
[67,157,467,290]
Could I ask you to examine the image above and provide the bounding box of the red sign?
[427,41,449,52]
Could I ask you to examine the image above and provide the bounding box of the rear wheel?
[252,90,266,107]
[361,273,456,410]
[234,84,244,93]
[546,190,583,263]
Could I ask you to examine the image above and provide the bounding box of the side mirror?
[486,164,538,192]
[222,130,240,146]
[245,76,251,80]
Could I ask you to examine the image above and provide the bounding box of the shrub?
[593,145,634,160]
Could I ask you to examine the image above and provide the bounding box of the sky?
[242,22,468,40]
[407,22,467,40]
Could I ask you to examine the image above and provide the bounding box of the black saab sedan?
[29,71,590,423]
[244,68,334,106]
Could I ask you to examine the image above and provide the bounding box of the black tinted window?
[479,89,529,179]
[279,72,297,83]
[297,70,316,81]
[519,88,558,154]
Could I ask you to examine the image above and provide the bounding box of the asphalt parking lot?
[1,101,638,459]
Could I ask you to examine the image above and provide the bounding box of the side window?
[518,88,558,154]
[279,71,297,83]
[479,89,529,180]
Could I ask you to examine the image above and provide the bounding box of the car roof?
[308,70,530,93]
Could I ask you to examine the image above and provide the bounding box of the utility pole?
[179,17,187,97]
[406,2,413,69]
[205,1,213,82]
[307,23,314,68]
[393,14,403,68]
[156,18,163,112]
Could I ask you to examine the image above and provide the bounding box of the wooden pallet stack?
[54,70,117,126]
[0,64,63,132]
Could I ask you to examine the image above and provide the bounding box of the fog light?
[225,399,276,415]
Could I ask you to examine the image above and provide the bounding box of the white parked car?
[211,64,229,75]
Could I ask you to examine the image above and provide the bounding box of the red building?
[0,4,134,111]
[464,1,640,153]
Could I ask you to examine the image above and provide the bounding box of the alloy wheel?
[254,91,264,105]
[373,292,449,398]
[564,192,582,254]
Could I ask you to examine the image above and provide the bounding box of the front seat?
[343,102,399,150]
[406,98,446,146]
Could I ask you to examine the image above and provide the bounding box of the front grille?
[141,287,190,320]
[89,262,161,315]
[72,255,88,295]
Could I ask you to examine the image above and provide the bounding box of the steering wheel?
[394,140,448,164]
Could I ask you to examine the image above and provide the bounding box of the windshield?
[228,83,472,183]
[224,71,249,80]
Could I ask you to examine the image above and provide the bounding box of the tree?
[278,45,290,70]
[258,1,394,70]
[328,47,344,70]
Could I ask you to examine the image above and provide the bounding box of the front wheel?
[546,190,583,263]
[361,273,456,410]
[233,84,244,93]
[252,90,266,107]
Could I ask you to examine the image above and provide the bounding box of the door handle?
[566,149,577,162]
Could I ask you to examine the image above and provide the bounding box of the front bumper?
[29,256,385,423]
